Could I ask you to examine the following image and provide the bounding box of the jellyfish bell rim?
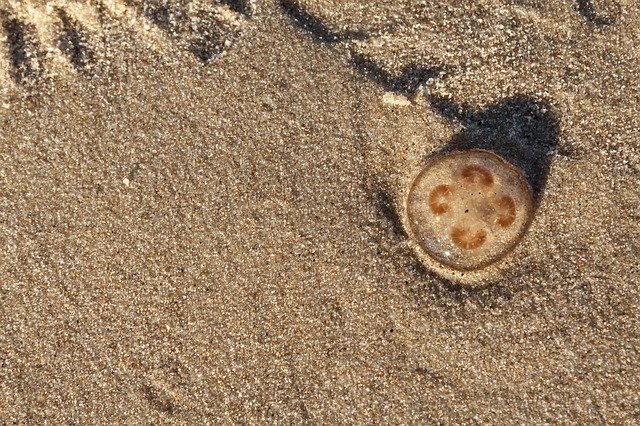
[405,148,535,274]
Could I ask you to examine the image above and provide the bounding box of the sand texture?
[0,0,639,424]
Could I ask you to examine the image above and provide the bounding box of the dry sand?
[0,0,639,423]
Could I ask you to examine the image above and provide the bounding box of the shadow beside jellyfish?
[425,94,561,208]
[362,68,563,284]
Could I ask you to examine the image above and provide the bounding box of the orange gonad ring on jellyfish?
[461,165,494,187]
[406,150,534,271]
[428,184,454,214]
[451,226,487,250]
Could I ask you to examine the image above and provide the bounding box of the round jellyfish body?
[406,150,534,271]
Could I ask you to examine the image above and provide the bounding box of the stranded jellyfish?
[406,150,534,270]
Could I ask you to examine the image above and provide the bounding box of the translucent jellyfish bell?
[406,150,534,271]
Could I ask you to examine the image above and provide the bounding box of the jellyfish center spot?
[429,184,454,215]
[461,165,494,187]
[494,195,516,228]
[451,225,487,250]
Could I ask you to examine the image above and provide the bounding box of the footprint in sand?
[0,0,253,87]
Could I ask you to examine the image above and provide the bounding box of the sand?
[0,0,638,423]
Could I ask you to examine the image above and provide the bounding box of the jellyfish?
[406,150,534,271]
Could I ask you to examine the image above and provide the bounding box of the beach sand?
[0,0,638,423]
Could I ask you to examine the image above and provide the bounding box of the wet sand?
[0,0,638,423]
